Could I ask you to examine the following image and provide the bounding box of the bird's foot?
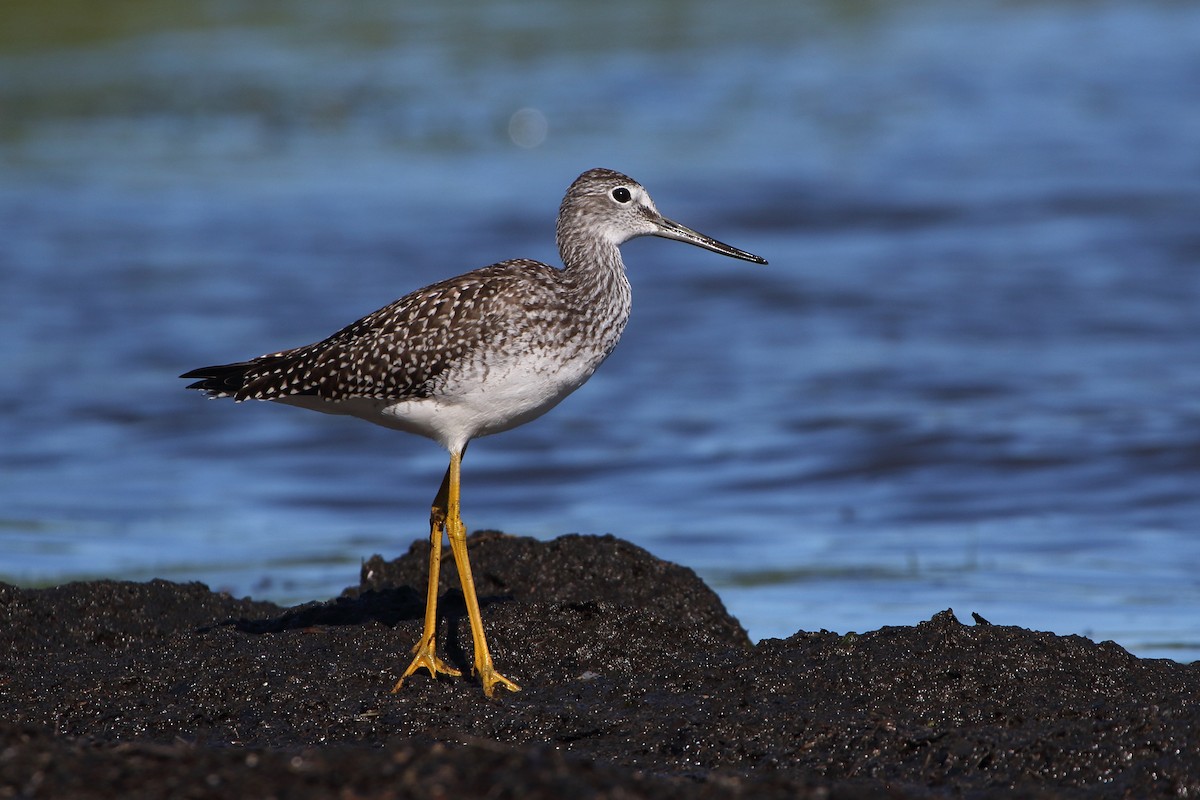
[475,658,521,698]
[391,638,462,693]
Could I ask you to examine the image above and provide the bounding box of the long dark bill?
[654,217,768,265]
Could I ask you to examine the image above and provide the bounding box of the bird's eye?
[611,187,632,203]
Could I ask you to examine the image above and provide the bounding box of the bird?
[181,167,767,697]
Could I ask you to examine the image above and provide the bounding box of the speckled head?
[556,168,768,267]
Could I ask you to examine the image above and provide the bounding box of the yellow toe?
[477,662,521,697]
[391,639,462,693]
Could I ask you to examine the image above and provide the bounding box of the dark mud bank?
[2,533,1197,798]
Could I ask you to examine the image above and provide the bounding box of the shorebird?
[182,168,766,697]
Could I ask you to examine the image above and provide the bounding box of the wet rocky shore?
[2,533,1197,798]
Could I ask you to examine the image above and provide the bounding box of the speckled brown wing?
[182,260,557,403]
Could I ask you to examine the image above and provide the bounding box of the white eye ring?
[611,187,632,203]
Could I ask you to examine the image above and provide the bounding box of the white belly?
[274,348,605,454]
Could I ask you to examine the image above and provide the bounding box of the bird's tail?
[180,361,258,399]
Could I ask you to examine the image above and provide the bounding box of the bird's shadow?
[202,586,426,634]
[199,586,514,677]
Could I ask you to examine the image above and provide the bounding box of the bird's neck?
[558,235,633,338]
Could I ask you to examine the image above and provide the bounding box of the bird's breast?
[364,345,600,452]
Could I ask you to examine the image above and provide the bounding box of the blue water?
[2,0,1198,660]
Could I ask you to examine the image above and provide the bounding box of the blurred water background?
[2,0,1198,660]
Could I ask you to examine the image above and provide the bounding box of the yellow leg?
[443,450,521,697]
[392,465,461,692]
